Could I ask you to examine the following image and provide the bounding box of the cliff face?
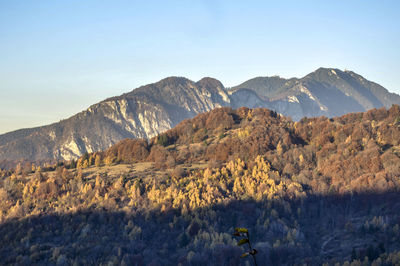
[1,68,399,161]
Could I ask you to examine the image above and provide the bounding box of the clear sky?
[1,0,399,134]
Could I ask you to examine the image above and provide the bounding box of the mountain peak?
[196,77,224,89]
[156,76,193,87]
[306,67,345,78]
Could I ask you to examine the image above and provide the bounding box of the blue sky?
[0,0,399,134]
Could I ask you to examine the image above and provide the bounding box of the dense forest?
[1,106,400,265]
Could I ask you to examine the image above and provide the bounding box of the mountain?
[1,68,399,161]
[0,77,230,161]
[232,67,400,120]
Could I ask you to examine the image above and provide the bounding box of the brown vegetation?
[1,106,400,265]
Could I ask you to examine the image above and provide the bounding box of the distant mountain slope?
[0,68,399,161]
[231,76,295,100]
[232,67,400,120]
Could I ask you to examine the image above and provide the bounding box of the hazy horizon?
[1,0,399,134]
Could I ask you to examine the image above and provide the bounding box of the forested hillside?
[1,106,400,265]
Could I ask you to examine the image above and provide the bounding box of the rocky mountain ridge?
[1,68,399,161]
[0,77,230,161]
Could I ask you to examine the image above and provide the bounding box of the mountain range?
[1,67,399,161]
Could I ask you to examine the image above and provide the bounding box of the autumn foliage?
[1,106,400,265]
[69,105,400,196]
